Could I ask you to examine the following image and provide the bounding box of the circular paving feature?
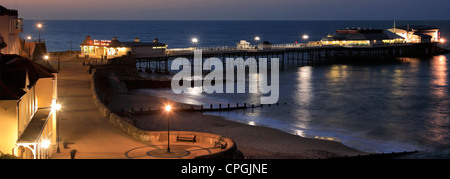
[147,149,190,158]
[125,145,213,159]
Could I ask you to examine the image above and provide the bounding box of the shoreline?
[107,91,367,159]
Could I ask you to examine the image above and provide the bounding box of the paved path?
[50,57,153,159]
[50,57,216,159]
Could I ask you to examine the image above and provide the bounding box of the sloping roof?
[396,25,438,31]
[120,41,167,47]
[322,29,404,41]
[16,108,52,143]
[413,32,432,39]
[0,54,56,100]
[80,36,94,46]
[0,5,18,16]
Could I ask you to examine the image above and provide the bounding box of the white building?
[387,25,441,43]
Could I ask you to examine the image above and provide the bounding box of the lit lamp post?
[27,36,32,58]
[37,23,42,42]
[41,139,50,159]
[52,102,61,153]
[302,34,309,43]
[44,55,49,60]
[192,38,198,49]
[254,36,260,49]
[165,105,172,153]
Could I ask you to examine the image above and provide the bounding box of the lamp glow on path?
[41,139,50,149]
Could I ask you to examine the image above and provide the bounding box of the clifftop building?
[0,5,23,55]
[0,54,58,159]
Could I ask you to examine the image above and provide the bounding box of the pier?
[133,42,447,73]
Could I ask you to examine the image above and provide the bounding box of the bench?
[177,134,196,142]
[214,139,227,149]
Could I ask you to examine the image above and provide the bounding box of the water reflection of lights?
[295,130,306,137]
[426,55,448,145]
[327,65,348,82]
[293,66,312,137]
[185,86,202,95]
[431,55,448,94]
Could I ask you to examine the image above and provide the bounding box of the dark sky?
[3,0,450,20]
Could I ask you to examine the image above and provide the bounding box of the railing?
[165,41,424,55]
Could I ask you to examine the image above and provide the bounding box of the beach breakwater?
[90,68,240,159]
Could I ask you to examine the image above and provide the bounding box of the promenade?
[50,56,231,159]
[50,57,148,159]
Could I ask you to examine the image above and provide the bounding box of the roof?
[80,36,94,46]
[119,41,167,47]
[1,54,57,100]
[396,25,438,31]
[322,29,404,41]
[413,32,432,39]
[16,108,52,143]
[81,36,167,48]
[0,5,18,16]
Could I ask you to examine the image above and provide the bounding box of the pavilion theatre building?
[80,36,167,59]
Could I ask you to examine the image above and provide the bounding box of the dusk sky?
[2,0,450,20]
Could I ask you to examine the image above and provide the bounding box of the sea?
[24,20,450,158]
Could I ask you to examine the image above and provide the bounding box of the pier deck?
[132,42,447,73]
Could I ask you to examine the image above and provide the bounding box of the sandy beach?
[107,91,367,159]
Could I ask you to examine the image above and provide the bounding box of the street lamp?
[27,36,32,58]
[41,139,50,159]
[165,105,172,153]
[37,23,43,42]
[254,36,260,49]
[192,38,198,49]
[44,55,49,60]
[302,34,309,42]
[52,101,61,153]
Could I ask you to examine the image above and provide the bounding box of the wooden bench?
[214,139,227,149]
[177,134,196,142]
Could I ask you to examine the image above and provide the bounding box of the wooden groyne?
[117,102,262,116]
[333,150,419,159]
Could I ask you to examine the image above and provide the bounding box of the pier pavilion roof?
[322,29,404,41]
[396,25,438,31]
[80,36,94,46]
[119,41,167,47]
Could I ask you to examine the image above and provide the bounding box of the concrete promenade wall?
[90,70,238,159]
[90,70,111,118]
